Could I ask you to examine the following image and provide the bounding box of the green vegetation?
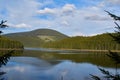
[43,33,120,50]
[0,36,23,56]
[0,20,23,49]
[5,29,68,47]
[23,50,120,68]
[91,11,120,80]
[5,28,120,50]
[0,36,23,49]
[0,20,23,80]
[0,50,13,80]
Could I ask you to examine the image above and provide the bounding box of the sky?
[0,0,120,36]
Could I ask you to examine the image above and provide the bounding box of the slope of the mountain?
[43,33,120,50]
[0,36,23,49]
[5,29,69,47]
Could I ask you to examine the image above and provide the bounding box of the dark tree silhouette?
[0,51,14,67]
[0,20,11,80]
[105,10,120,21]
[0,20,8,28]
[91,11,120,80]
[0,20,8,35]
[0,51,14,80]
[0,31,3,34]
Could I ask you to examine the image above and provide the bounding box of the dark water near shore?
[1,48,120,80]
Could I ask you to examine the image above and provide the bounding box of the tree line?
[43,33,120,50]
[91,11,120,80]
[0,36,23,49]
[0,20,23,49]
[0,20,24,80]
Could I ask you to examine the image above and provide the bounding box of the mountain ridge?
[5,28,69,47]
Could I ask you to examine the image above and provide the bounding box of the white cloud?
[0,0,118,36]
[60,4,76,17]
[8,23,31,28]
[84,14,110,21]
[62,4,76,13]
[35,3,115,36]
[98,0,120,8]
[71,32,86,36]
[107,0,120,5]
[61,21,69,26]
[0,0,41,25]
[37,8,55,15]
[37,4,76,16]
[15,23,31,28]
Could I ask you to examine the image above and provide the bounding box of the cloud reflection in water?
[1,57,120,80]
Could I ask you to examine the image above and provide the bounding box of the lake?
[1,48,120,80]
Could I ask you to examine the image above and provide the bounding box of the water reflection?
[23,49,120,68]
[9,57,52,67]
[1,49,120,80]
[1,57,120,80]
[0,49,24,80]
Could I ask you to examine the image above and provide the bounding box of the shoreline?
[0,48,23,51]
[1,47,120,53]
[49,48,120,52]
[25,47,120,53]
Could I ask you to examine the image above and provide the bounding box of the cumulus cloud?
[71,32,86,36]
[37,8,56,15]
[107,0,120,5]
[98,0,120,8]
[36,3,115,35]
[61,21,69,26]
[0,0,118,36]
[8,23,31,28]
[37,4,76,16]
[84,14,110,21]
[0,0,41,26]
[62,4,76,15]
[15,23,31,28]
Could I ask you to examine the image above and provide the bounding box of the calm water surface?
[1,48,120,80]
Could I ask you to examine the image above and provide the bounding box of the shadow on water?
[0,48,120,80]
[23,49,120,68]
[0,50,23,80]
[0,51,13,80]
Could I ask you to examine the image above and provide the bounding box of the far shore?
[0,47,120,53]
[25,47,120,53]
[0,48,23,51]
[48,48,120,52]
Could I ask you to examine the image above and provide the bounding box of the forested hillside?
[5,29,68,47]
[0,20,23,49]
[5,28,120,50]
[43,33,120,50]
[0,36,23,49]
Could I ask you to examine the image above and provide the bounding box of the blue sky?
[0,0,120,36]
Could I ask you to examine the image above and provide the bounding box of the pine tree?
[0,51,13,80]
[0,20,12,80]
[0,20,8,35]
[91,11,120,80]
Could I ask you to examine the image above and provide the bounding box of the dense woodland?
[5,29,68,47]
[43,33,120,50]
[90,11,120,80]
[0,20,23,49]
[0,36,23,49]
